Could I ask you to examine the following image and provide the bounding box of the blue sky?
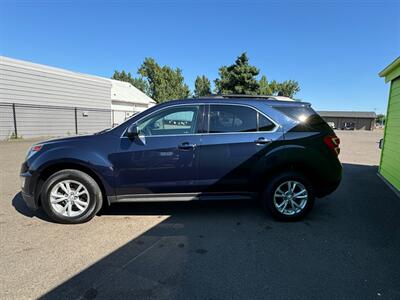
[1,0,399,113]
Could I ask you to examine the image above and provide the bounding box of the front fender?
[26,142,116,199]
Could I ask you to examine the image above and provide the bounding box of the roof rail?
[198,94,296,101]
[198,94,277,99]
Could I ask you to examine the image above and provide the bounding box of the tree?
[131,77,151,96]
[214,52,260,95]
[268,80,300,98]
[258,75,272,95]
[376,114,385,126]
[112,70,151,96]
[277,80,301,98]
[138,58,190,103]
[194,75,211,97]
[112,70,134,83]
[268,80,279,95]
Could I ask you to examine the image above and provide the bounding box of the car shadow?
[11,192,52,222]
[37,163,400,299]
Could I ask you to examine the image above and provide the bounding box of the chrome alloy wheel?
[50,180,90,217]
[273,180,308,215]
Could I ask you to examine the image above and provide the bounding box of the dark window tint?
[209,105,257,133]
[258,113,275,131]
[274,106,325,125]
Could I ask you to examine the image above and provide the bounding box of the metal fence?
[0,102,138,140]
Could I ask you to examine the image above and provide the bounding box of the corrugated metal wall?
[380,77,400,191]
[0,103,111,139]
[0,103,14,139]
[0,56,112,139]
[76,107,111,135]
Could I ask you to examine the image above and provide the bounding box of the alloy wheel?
[49,180,90,217]
[273,180,308,215]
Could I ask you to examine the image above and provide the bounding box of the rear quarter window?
[274,105,332,132]
[273,106,325,125]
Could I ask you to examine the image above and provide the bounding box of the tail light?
[324,135,340,155]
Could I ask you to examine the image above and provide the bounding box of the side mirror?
[126,124,139,139]
[378,138,384,149]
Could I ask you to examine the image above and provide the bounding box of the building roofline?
[379,57,400,83]
[317,110,377,118]
[0,55,112,86]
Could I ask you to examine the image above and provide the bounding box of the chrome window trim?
[121,102,280,138]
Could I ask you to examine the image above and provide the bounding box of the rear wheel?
[262,171,315,221]
[41,169,103,224]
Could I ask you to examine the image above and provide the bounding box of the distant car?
[20,95,342,223]
[327,122,336,129]
[342,122,355,130]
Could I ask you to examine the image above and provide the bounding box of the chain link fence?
[0,102,138,140]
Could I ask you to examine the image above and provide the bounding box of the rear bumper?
[315,159,342,198]
[315,177,341,198]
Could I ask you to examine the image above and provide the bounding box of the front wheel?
[41,169,103,224]
[262,171,315,221]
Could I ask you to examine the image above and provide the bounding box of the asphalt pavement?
[1,130,399,300]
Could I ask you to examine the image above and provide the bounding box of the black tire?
[262,171,315,221]
[41,169,103,224]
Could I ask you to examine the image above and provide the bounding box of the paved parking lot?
[1,130,399,300]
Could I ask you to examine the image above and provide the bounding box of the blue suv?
[20,95,342,223]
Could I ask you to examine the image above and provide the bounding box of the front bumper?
[20,170,39,210]
[21,191,37,210]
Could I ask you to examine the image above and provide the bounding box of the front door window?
[137,106,200,136]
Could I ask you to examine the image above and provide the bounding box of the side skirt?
[108,192,257,204]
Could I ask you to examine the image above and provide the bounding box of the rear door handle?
[254,137,271,145]
[178,142,196,150]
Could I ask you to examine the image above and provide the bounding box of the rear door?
[196,104,283,193]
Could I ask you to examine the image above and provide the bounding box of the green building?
[379,57,400,193]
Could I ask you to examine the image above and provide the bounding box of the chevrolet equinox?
[20,95,342,223]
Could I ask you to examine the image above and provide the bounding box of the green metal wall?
[380,77,400,191]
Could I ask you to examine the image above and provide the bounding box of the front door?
[111,105,203,196]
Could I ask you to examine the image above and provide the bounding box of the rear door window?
[208,104,275,133]
[209,105,257,133]
[258,114,276,131]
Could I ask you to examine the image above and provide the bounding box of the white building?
[0,56,155,139]
[110,79,155,125]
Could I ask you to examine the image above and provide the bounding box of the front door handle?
[178,142,196,150]
[254,137,271,145]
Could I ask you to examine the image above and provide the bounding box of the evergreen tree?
[214,53,260,95]
[258,75,272,95]
[194,75,211,97]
